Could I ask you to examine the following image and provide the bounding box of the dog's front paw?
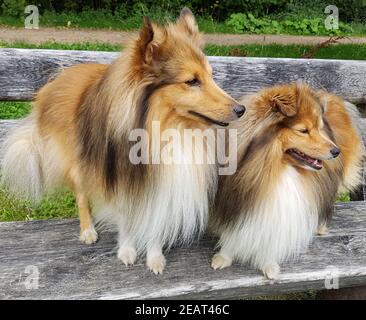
[317,224,329,236]
[79,226,98,244]
[147,254,166,275]
[211,253,232,270]
[118,246,137,266]
[262,263,280,280]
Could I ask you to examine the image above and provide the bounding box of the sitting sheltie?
[210,83,364,279]
[1,8,245,274]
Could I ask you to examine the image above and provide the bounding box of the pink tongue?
[304,155,321,167]
[312,159,322,168]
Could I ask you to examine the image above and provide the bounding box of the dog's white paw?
[262,263,280,280]
[79,226,98,244]
[211,253,232,270]
[317,224,329,236]
[147,254,166,275]
[118,246,137,266]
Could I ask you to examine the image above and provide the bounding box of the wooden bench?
[0,48,365,299]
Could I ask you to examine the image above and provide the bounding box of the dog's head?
[261,83,340,171]
[133,8,244,127]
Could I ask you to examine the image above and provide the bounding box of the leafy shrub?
[1,0,25,17]
[1,0,293,20]
[333,0,366,23]
[226,12,353,35]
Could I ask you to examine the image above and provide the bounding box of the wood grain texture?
[0,48,366,103]
[0,202,365,300]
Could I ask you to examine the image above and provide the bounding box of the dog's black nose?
[233,104,245,118]
[330,147,340,158]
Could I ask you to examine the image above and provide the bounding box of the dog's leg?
[262,262,280,280]
[146,242,166,275]
[77,192,98,244]
[211,250,233,270]
[317,222,329,236]
[68,166,98,244]
[118,232,137,266]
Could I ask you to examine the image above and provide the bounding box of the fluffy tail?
[344,101,363,134]
[343,101,365,193]
[1,115,62,202]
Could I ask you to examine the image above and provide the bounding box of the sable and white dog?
[210,83,364,279]
[2,9,245,274]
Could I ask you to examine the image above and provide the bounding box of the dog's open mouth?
[286,148,323,170]
[188,111,229,127]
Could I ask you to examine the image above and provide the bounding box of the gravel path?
[1,26,366,46]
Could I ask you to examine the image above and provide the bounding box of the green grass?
[0,188,76,222]
[205,43,366,60]
[2,41,366,60]
[336,192,351,202]
[0,40,121,52]
[0,101,31,119]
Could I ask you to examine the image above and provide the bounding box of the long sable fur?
[210,83,364,277]
[2,9,241,273]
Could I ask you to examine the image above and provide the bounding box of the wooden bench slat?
[0,202,365,299]
[0,48,366,103]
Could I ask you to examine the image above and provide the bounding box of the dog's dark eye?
[299,128,309,134]
[185,78,200,87]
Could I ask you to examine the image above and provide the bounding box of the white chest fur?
[219,166,318,269]
[94,135,217,253]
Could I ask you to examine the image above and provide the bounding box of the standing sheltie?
[210,83,364,279]
[1,8,245,274]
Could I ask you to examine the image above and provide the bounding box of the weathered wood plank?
[0,201,365,300]
[0,48,366,103]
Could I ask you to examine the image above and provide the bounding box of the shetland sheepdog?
[1,8,245,274]
[210,83,364,279]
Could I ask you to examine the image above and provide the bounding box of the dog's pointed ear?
[269,92,297,117]
[138,17,161,65]
[177,7,199,36]
[314,89,329,114]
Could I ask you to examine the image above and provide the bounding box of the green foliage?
[0,188,77,221]
[226,12,353,36]
[332,0,366,23]
[0,40,121,51]
[1,0,292,20]
[0,101,31,119]
[1,0,25,17]
[336,192,351,202]
[2,40,366,60]
[0,1,364,36]
[205,43,366,60]
[17,0,364,23]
